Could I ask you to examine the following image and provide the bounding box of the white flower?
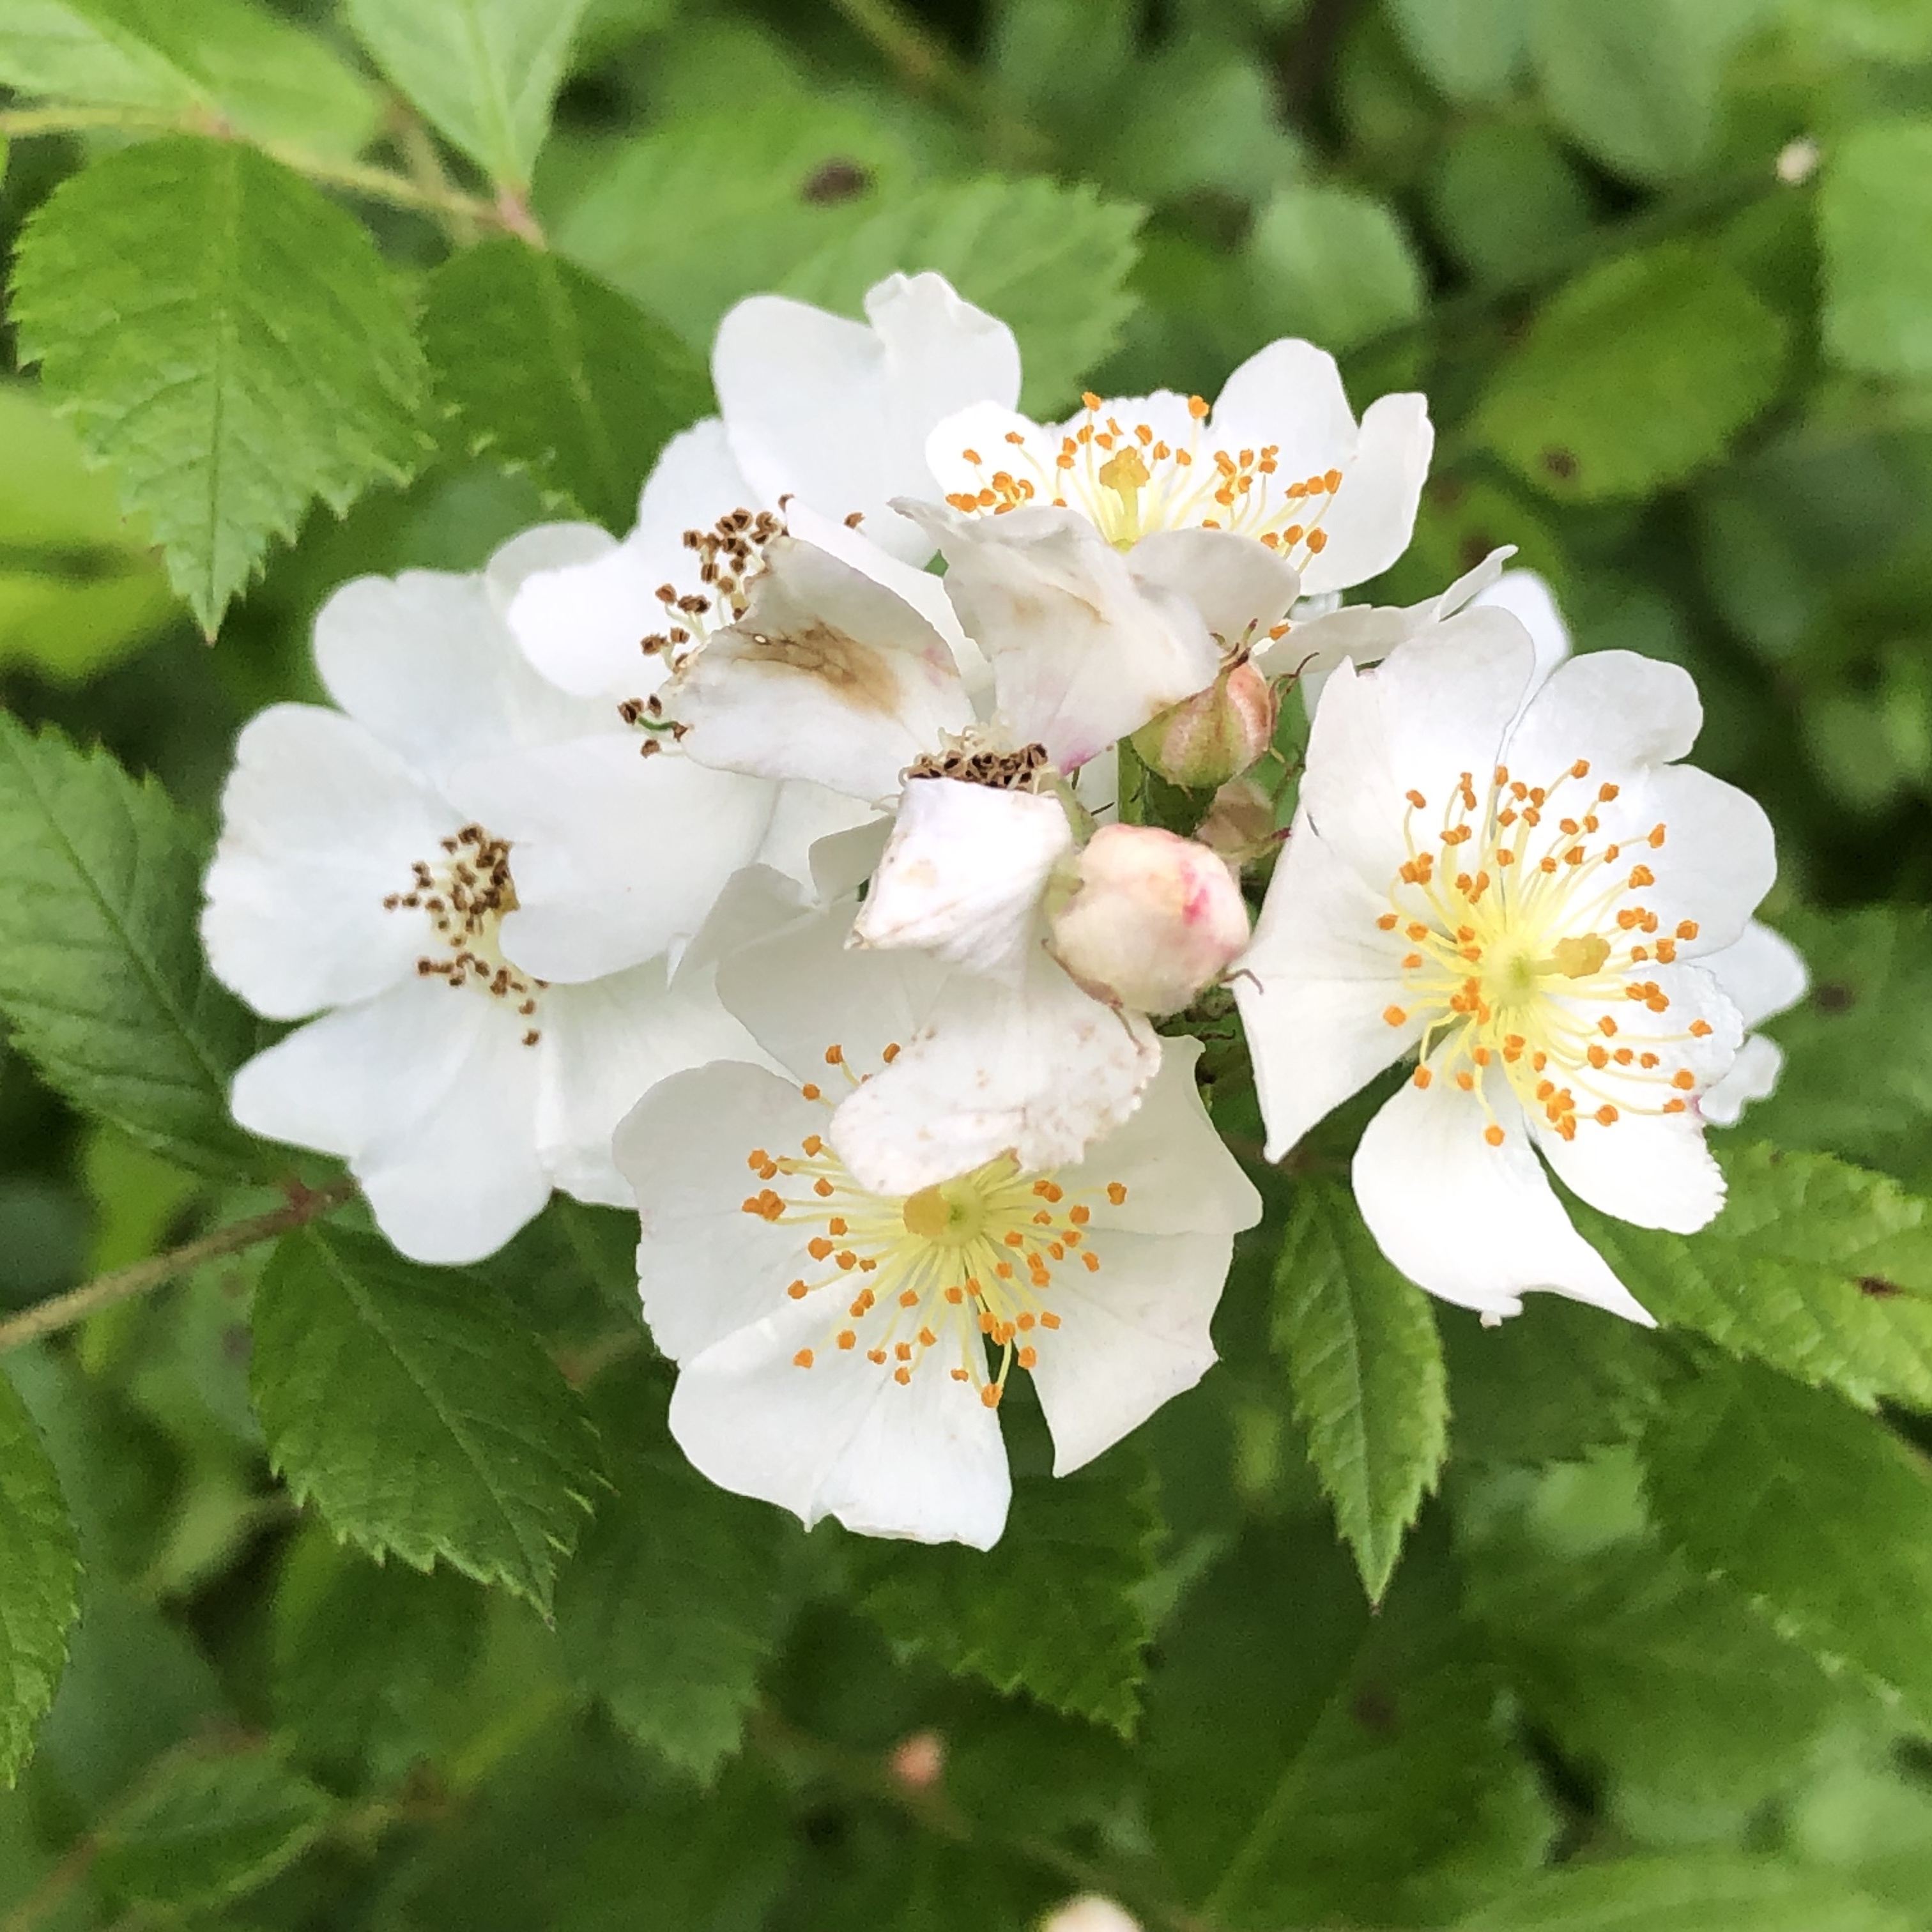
[1041,1901,1142,1932]
[926,339,1431,597]
[615,899,1261,1547]
[1236,611,1781,1322]
[200,541,785,1265]
[505,271,1020,702]
[1699,918,1807,1124]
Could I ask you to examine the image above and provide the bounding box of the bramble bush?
[6,2,1932,1928]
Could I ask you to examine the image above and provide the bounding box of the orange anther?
[1595,1106,1618,1126]
[1483,1124,1505,1147]
[1081,1252,1100,1272]
[1628,864,1656,889]
[808,1236,833,1261]
[800,1083,821,1101]
[793,1349,814,1368]
[1413,1066,1432,1089]
[1377,912,1399,930]
[1383,1005,1408,1027]
[981,1383,1003,1407]
[1676,920,1699,940]
[1671,1069,1696,1090]
[1017,1346,1039,1369]
[1041,1312,1062,1329]
[1455,1071,1475,1092]
[837,1330,856,1349]
[1107,1182,1128,1205]
[1406,789,1427,810]
[1689,1018,1713,1037]
[1570,759,1591,779]
[1662,1097,1686,1114]
[1069,1205,1091,1225]
[787,1279,808,1300]
[1598,1016,1618,1036]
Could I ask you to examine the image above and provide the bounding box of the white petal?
[896,500,1222,772]
[671,535,971,801]
[1055,1036,1261,1235]
[537,964,766,1208]
[851,778,1074,980]
[715,898,951,1089]
[1352,1072,1653,1324]
[1701,919,1807,1029]
[1298,608,1537,893]
[315,572,605,781]
[1532,1105,1726,1237]
[1234,809,1419,1161]
[448,735,777,983]
[201,705,457,1020]
[1127,527,1301,645]
[924,398,1050,504]
[753,783,880,895]
[483,521,619,607]
[714,272,1021,567]
[1701,1033,1785,1127]
[1301,392,1433,595]
[505,419,753,697]
[231,982,549,1265]
[831,950,1162,1197]
[1209,338,1358,468]
[1028,1227,1232,1476]
[1505,647,1703,779]
[1471,569,1572,696]
[617,1059,825,1361]
[670,1298,1011,1547]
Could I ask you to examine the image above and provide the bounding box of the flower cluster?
[202,272,1797,1548]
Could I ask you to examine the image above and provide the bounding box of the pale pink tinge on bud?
[1130,658,1278,790]
[887,1728,947,1791]
[1195,776,1282,870]
[1048,824,1250,1016]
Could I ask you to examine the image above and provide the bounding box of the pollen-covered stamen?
[1376,762,1712,1139]
[740,1049,1125,1402]
[946,395,1342,570]
[383,824,544,1045]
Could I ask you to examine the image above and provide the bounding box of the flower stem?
[0,1176,357,1357]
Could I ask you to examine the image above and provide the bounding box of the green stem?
[0,1176,357,1356]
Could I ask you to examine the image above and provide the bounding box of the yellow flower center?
[383,823,542,1045]
[739,1045,1129,1406]
[945,393,1342,578]
[1374,760,1713,1142]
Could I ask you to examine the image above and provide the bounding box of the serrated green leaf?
[1430,122,1594,284]
[0,0,381,157]
[423,239,710,533]
[1788,0,1932,62]
[1528,0,1719,184]
[11,137,426,633]
[556,102,924,352]
[1466,1531,1846,1816]
[344,0,590,190]
[1247,183,1422,355]
[1273,1179,1446,1601]
[1386,0,1531,102]
[1455,1853,1914,1931]
[1821,121,1932,383]
[0,712,258,1174]
[782,176,1144,417]
[1442,1298,1664,1468]
[92,1746,334,1910]
[251,1225,601,1614]
[1146,1518,1551,1928]
[852,1453,1162,1735]
[1641,1353,1932,1730]
[556,1367,786,1781]
[1477,243,1787,500]
[0,1367,80,1789]
[1575,1145,1932,1411]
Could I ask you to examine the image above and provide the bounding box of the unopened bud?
[1195,776,1280,869]
[1048,824,1250,1016]
[1130,659,1276,790]
[1041,1898,1140,1932]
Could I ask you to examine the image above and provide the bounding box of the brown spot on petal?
[749,621,901,714]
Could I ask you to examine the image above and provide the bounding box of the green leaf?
[1146,1518,1551,1928]
[851,1452,1163,1736]
[0,713,258,1174]
[11,136,426,634]
[556,102,925,353]
[1386,0,1531,103]
[1820,121,1932,381]
[1246,183,1423,355]
[1455,1853,1914,1931]
[1529,0,1719,184]
[424,239,710,533]
[0,0,381,157]
[556,1367,787,1781]
[1429,123,1595,284]
[781,176,1145,417]
[1788,0,1932,62]
[1575,1145,1932,1411]
[1466,1531,1846,1816]
[1476,243,1788,500]
[1737,905,1932,1179]
[342,0,590,190]
[1273,1178,1447,1601]
[1641,1353,1932,1730]
[251,1225,601,1614]
[0,1368,80,1789]
[92,1746,334,1910]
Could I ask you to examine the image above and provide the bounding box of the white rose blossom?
[615,893,1261,1548]
[1236,606,1787,1324]
[199,537,809,1264]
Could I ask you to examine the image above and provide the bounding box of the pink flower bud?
[1048,824,1250,1016]
[1130,659,1277,790]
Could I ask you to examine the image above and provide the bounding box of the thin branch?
[0,1176,357,1356]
